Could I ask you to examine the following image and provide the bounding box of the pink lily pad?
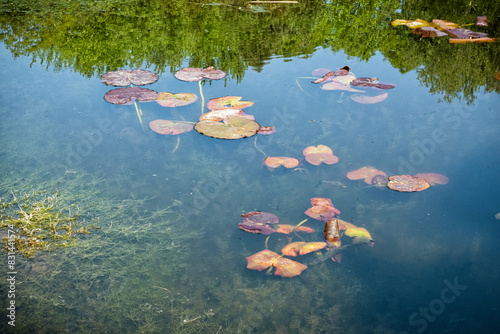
[101,69,159,86]
[104,87,159,105]
[207,96,254,110]
[174,66,226,82]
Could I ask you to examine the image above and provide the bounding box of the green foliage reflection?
[0,0,498,102]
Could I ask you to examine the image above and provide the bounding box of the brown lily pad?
[156,92,198,107]
[104,87,159,105]
[387,175,431,192]
[101,69,159,86]
[351,78,396,89]
[194,115,260,139]
[174,66,226,82]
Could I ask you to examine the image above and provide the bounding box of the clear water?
[1,2,500,333]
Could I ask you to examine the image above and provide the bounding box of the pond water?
[1,1,500,333]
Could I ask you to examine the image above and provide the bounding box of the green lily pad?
[157,92,198,107]
[194,116,260,139]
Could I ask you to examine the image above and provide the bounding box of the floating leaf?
[351,78,396,89]
[405,19,429,29]
[476,16,488,26]
[387,175,431,192]
[324,218,340,243]
[194,115,260,139]
[321,78,365,92]
[336,218,357,231]
[207,96,254,110]
[238,221,276,235]
[104,87,159,105]
[156,92,198,107]
[391,19,412,26]
[264,157,300,169]
[449,37,497,44]
[246,250,307,277]
[446,28,488,39]
[305,197,340,222]
[281,242,306,256]
[257,126,276,135]
[350,92,388,104]
[430,19,459,30]
[276,224,315,234]
[372,175,389,188]
[101,69,159,86]
[347,166,387,185]
[344,227,374,246]
[298,242,327,255]
[312,66,350,83]
[149,120,194,135]
[241,211,279,225]
[174,66,226,82]
[413,173,449,186]
[199,108,254,122]
[411,27,448,38]
[303,145,339,166]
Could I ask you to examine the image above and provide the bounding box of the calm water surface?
[1,1,500,333]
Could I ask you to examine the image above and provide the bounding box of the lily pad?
[387,175,431,192]
[174,66,226,82]
[195,115,260,139]
[207,96,254,110]
[101,69,159,86]
[347,166,387,184]
[104,87,159,105]
[350,92,388,104]
[246,249,307,277]
[351,78,396,89]
[413,173,449,185]
[149,120,194,135]
[303,145,339,165]
[411,27,448,38]
[304,197,340,222]
[257,126,276,135]
[199,108,254,122]
[241,211,279,225]
[275,224,315,234]
[264,157,300,169]
[344,227,374,246]
[156,92,198,107]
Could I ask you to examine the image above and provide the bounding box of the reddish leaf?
[411,27,448,38]
[413,173,449,186]
[246,250,307,277]
[257,126,276,135]
[430,19,459,30]
[446,28,488,39]
[351,78,396,89]
[238,222,276,235]
[305,197,340,222]
[264,157,300,169]
[276,224,315,234]
[104,87,159,105]
[281,242,306,256]
[303,145,339,166]
[476,16,488,26]
[298,242,327,255]
[449,37,497,44]
[149,120,194,135]
[241,211,279,225]
[387,175,431,192]
[347,166,387,185]
[101,69,159,86]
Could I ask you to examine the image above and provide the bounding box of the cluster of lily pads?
[310,66,395,104]
[346,166,449,192]
[263,144,339,170]
[391,17,497,43]
[102,67,274,139]
[240,197,374,277]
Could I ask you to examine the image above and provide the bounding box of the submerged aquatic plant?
[0,189,96,258]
